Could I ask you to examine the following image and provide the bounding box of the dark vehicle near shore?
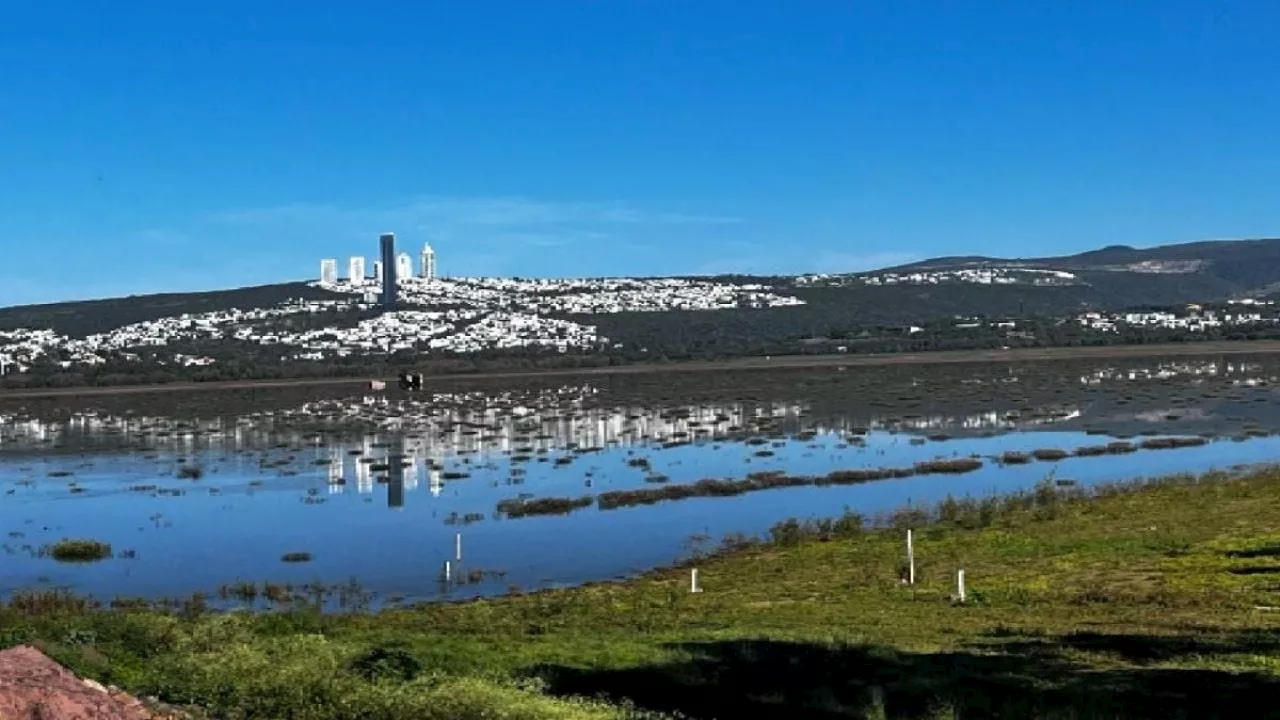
[398,372,426,391]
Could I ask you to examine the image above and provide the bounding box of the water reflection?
[3,420,1275,608]
[6,358,1280,607]
[2,393,1097,455]
[1078,360,1274,384]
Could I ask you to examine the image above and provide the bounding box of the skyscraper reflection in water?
[387,437,405,509]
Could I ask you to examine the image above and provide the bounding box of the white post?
[906,529,916,585]
[957,569,966,603]
[444,560,452,583]
[455,533,462,562]
[691,568,701,593]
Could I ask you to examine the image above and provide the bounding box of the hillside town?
[3,235,1280,377]
[0,238,806,373]
[1073,301,1278,334]
[797,266,1080,287]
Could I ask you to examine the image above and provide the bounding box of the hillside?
[0,282,344,338]
[4,238,1280,386]
[877,238,1280,301]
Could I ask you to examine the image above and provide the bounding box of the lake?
[3,352,1280,608]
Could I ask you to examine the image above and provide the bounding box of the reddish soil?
[0,646,184,720]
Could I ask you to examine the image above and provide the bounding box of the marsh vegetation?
[3,466,1280,718]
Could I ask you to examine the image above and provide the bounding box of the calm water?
[4,382,1279,607]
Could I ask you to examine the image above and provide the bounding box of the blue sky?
[2,1,1278,306]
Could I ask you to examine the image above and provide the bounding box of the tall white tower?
[320,259,338,285]
[420,242,437,281]
[396,252,413,280]
[348,256,366,284]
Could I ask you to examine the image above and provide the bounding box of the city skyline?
[320,234,439,288]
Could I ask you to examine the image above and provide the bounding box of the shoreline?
[4,339,1280,399]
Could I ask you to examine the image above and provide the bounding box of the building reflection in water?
[387,436,405,510]
[0,394,1105,458]
[21,364,1260,470]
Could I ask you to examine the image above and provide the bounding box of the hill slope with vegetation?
[0,282,343,338]
[6,239,1280,388]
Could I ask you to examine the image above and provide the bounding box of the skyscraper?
[396,252,413,280]
[420,242,437,281]
[380,233,397,307]
[348,256,366,284]
[320,258,338,285]
[372,260,383,286]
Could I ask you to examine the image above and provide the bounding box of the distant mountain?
[858,238,1280,311]
[881,238,1280,296]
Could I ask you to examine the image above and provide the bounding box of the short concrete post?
[957,569,966,603]
[906,529,916,585]
[444,560,452,583]
[691,568,702,593]
[455,532,462,562]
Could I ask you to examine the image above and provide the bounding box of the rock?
[0,645,151,719]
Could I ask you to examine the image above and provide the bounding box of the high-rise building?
[348,256,366,284]
[396,252,413,280]
[380,233,397,307]
[372,260,383,285]
[420,242,437,281]
[320,258,338,285]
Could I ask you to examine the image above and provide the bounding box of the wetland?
[5,351,1280,608]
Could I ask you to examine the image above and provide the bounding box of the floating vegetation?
[44,539,112,563]
[176,464,204,479]
[1032,448,1070,461]
[495,495,594,518]
[444,511,486,525]
[914,458,983,474]
[281,552,313,563]
[999,451,1032,465]
[1139,436,1210,450]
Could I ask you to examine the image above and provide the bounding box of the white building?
[396,252,413,280]
[320,259,338,285]
[420,243,437,281]
[348,256,366,283]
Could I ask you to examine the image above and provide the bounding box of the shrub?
[769,518,806,546]
[349,646,423,683]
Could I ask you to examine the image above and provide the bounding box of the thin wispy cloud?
[693,248,921,276]
[211,195,742,232]
[199,195,745,277]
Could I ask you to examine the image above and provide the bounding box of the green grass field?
[3,469,1279,719]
